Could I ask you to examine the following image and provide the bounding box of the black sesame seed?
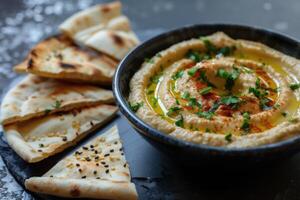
[94,150,98,154]
[104,153,110,157]
[76,163,80,167]
[78,169,82,172]
[114,141,118,145]
[110,149,114,153]
[90,145,94,148]
[39,143,44,147]
[82,146,88,150]
[62,136,67,141]
[81,176,86,179]
[121,153,124,156]
[85,157,91,161]
[101,161,106,165]
[119,148,123,151]
[123,163,127,168]
[105,169,109,174]
[50,175,53,177]
[38,149,42,152]
[104,165,109,168]
[95,156,99,160]
[93,171,97,175]
[96,177,100,179]
[90,121,94,126]
[96,163,99,166]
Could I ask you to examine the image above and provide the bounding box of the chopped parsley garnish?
[156,53,162,57]
[281,112,288,117]
[167,106,182,116]
[175,115,184,127]
[150,96,158,107]
[199,86,212,95]
[205,128,211,133]
[129,102,143,112]
[241,112,250,132]
[249,78,272,110]
[53,100,61,109]
[197,111,214,119]
[186,50,201,62]
[147,90,154,95]
[224,133,232,142]
[187,98,198,107]
[220,96,240,105]
[290,83,300,91]
[145,57,154,63]
[172,70,184,80]
[217,67,240,90]
[202,38,218,54]
[175,99,180,105]
[188,67,198,76]
[44,109,51,115]
[248,87,261,98]
[181,91,190,99]
[217,46,236,56]
[150,73,162,84]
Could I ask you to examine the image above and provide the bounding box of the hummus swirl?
[129,32,300,148]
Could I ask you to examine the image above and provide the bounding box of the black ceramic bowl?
[113,24,300,168]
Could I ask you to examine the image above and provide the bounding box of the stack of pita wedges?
[0,1,138,199]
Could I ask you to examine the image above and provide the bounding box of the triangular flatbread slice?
[4,105,118,163]
[85,30,140,60]
[0,75,114,125]
[14,35,117,84]
[59,1,139,60]
[25,125,138,200]
[59,1,122,40]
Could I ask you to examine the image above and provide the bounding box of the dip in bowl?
[113,24,300,166]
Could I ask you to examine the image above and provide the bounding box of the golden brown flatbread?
[4,105,118,163]
[25,125,138,199]
[59,1,139,60]
[0,75,114,125]
[14,35,118,85]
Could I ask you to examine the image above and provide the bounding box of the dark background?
[0,0,300,199]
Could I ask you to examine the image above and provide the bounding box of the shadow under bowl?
[113,24,300,169]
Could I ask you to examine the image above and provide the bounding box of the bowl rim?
[113,23,300,155]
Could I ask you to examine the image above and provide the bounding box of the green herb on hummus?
[129,102,143,112]
[175,115,184,127]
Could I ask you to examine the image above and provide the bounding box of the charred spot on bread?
[60,62,76,69]
[27,58,34,69]
[110,33,124,47]
[70,186,81,197]
[31,50,38,58]
[101,4,111,13]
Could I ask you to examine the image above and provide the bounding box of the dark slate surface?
[0,0,300,200]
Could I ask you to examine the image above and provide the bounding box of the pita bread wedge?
[25,125,138,200]
[14,35,118,84]
[59,1,139,60]
[59,1,122,39]
[4,105,118,163]
[74,15,132,44]
[85,30,139,60]
[0,75,114,125]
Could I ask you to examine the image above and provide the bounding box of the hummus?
[128,32,300,148]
